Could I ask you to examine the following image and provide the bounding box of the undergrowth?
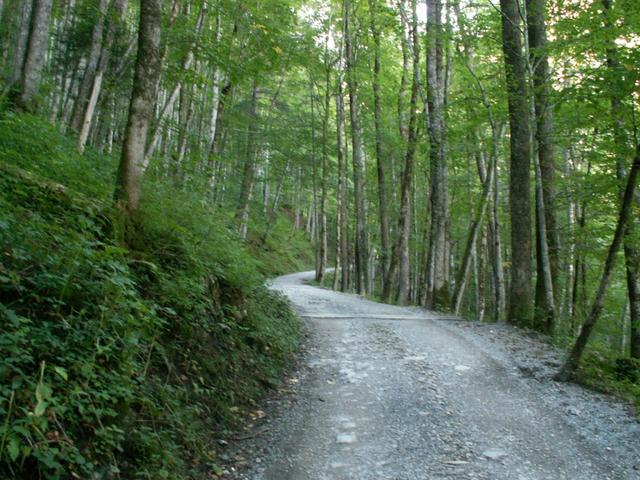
[0,112,312,479]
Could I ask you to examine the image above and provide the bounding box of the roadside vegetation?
[0,112,311,479]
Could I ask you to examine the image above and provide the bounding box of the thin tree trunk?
[70,0,109,131]
[77,0,127,153]
[344,0,368,295]
[262,161,288,244]
[336,75,349,292]
[235,82,260,240]
[143,6,205,167]
[369,0,390,286]
[424,0,450,309]
[526,0,559,331]
[556,147,640,381]
[114,0,162,220]
[602,0,640,358]
[397,0,410,143]
[383,0,419,305]
[318,53,330,284]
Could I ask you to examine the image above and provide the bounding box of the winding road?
[226,271,640,480]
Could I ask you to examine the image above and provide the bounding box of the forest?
[0,0,639,478]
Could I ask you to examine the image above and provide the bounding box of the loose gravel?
[220,271,640,480]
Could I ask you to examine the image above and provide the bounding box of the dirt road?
[225,271,640,480]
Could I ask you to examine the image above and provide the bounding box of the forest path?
[225,271,640,480]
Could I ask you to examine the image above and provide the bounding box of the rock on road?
[225,271,640,480]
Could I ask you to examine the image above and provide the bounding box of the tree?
[113,0,163,220]
[499,0,533,326]
[369,0,391,286]
[424,0,450,309]
[526,0,557,333]
[556,146,640,380]
[14,0,53,111]
[344,0,369,295]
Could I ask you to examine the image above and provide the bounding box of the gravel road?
[223,271,640,480]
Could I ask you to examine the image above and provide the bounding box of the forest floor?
[218,271,640,480]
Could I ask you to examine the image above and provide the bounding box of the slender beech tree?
[235,82,260,239]
[556,146,640,380]
[77,0,128,153]
[70,0,109,132]
[602,0,640,358]
[526,0,557,333]
[344,0,369,295]
[114,0,163,219]
[369,0,391,285]
[317,38,331,284]
[383,0,419,305]
[14,0,53,111]
[335,44,350,292]
[424,0,450,309]
[500,0,533,326]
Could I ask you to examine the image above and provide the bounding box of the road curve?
[228,271,640,480]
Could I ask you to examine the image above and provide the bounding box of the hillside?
[0,112,312,479]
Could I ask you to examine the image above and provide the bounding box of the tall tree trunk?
[556,147,640,380]
[397,0,410,143]
[143,6,205,167]
[235,82,260,240]
[424,0,450,309]
[310,81,321,281]
[318,54,331,284]
[526,0,557,333]
[114,0,163,220]
[383,0,419,305]
[500,0,533,326]
[15,0,53,111]
[336,72,349,292]
[369,0,390,286]
[10,0,33,86]
[77,0,127,153]
[70,0,109,131]
[344,0,368,295]
[602,0,640,358]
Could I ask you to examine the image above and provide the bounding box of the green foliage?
[0,114,302,479]
[579,350,640,415]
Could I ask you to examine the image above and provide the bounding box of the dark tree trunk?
[527,0,558,334]
[383,0,419,305]
[556,147,640,380]
[235,82,260,240]
[500,0,533,326]
[602,0,640,358]
[344,0,368,295]
[369,0,391,286]
[424,0,450,309]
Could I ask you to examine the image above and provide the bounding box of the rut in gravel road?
[225,271,640,480]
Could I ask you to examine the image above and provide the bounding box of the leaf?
[7,438,20,461]
[35,382,52,403]
[34,400,48,417]
[54,366,68,381]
